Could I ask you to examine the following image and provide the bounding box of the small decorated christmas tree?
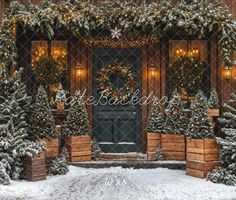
[63,91,91,136]
[147,98,164,133]
[208,88,220,109]
[92,137,102,160]
[153,148,164,161]
[55,83,67,103]
[164,90,188,134]
[49,148,69,176]
[186,90,214,139]
[29,86,56,139]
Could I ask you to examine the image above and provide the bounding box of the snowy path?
[0,166,235,200]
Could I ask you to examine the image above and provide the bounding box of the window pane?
[31,41,48,69]
[51,41,68,70]
[169,40,209,98]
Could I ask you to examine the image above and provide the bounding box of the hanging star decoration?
[111,27,122,39]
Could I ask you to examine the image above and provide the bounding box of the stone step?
[71,160,186,170]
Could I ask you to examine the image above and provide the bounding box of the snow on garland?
[97,62,136,102]
[0,0,235,69]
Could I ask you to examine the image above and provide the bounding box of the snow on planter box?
[21,152,46,182]
[161,134,186,160]
[147,132,161,161]
[65,135,92,162]
[186,139,220,178]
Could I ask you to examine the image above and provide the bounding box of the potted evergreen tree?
[207,88,220,117]
[162,90,188,160]
[63,91,92,162]
[186,90,220,179]
[55,83,66,110]
[146,97,164,161]
[29,86,59,158]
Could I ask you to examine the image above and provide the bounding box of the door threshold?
[97,153,146,161]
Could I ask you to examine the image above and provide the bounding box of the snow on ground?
[0,166,235,200]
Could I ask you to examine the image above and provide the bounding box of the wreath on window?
[97,62,136,102]
[170,55,206,97]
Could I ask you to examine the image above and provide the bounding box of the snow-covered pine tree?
[218,93,236,131]
[0,68,45,184]
[186,90,214,139]
[29,86,56,139]
[153,148,164,161]
[146,98,164,133]
[164,90,188,134]
[208,88,220,109]
[0,161,10,185]
[92,137,102,160]
[207,93,236,186]
[63,91,91,136]
[49,148,69,176]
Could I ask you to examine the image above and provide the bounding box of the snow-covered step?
[71,160,186,170]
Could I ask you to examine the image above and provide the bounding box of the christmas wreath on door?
[97,62,136,102]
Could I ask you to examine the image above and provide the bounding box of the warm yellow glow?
[175,48,200,58]
[31,41,48,69]
[223,68,231,79]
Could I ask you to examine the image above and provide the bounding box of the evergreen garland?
[0,0,235,69]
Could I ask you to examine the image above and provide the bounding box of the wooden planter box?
[38,138,59,158]
[57,102,65,110]
[147,132,161,161]
[161,134,186,161]
[207,109,220,117]
[186,138,220,178]
[65,135,92,162]
[21,153,46,181]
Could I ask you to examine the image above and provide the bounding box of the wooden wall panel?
[0,0,5,19]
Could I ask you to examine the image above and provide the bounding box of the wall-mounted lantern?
[150,64,156,77]
[76,63,83,78]
[223,67,232,80]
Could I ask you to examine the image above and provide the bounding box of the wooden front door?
[93,48,142,153]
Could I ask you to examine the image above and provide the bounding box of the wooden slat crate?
[207,109,220,117]
[186,138,220,178]
[161,134,186,161]
[147,132,161,161]
[65,135,92,162]
[21,153,46,181]
[38,138,59,158]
